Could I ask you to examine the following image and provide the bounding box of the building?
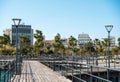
[110,36,115,47]
[78,33,92,47]
[3,29,12,43]
[43,38,68,48]
[12,24,33,46]
[43,40,53,44]
[102,36,115,47]
[61,38,68,47]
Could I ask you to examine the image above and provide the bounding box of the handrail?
[0,60,16,82]
[40,60,120,72]
[61,64,112,82]
[84,73,112,82]
[71,75,86,82]
[41,60,118,82]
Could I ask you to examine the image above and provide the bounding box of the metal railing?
[0,60,16,82]
[40,60,120,82]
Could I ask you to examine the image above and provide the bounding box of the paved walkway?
[12,60,71,82]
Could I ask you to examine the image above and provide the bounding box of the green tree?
[0,36,4,55]
[101,38,108,56]
[84,42,93,55]
[19,35,31,56]
[34,30,44,55]
[111,47,118,56]
[68,36,77,55]
[93,38,102,56]
[118,37,120,48]
[44,43,52,54]
[0,34,11,55]
[117,37,120,54]
[65,47,71,55]
[52,34,64,54]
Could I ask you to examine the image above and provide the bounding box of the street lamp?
[12,18,21,74]
[105,25,113,68]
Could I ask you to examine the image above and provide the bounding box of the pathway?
[12,60,71,82]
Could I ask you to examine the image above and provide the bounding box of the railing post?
[106,57,107,67]
[79,64,81,81]
[72,67,73,82]
[4,70,6,82]
[53,61,55,71]
[0,68,1,82]
[114,58,115,68]
[97,67,100,82]
[90,66,93,82]
[107,69,109,80]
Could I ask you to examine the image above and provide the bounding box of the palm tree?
[52,34,64,54]
[68,36,77,55]
[44,43,52,54]
[93,38,102,56]
[111,47,118,56]
[118,37,120,48]
[117,37,120,54]
[0,36,4,55]
[34,30,44,56]
[65,47,72,55]
[19,35,30,56]
[101,38,108,56]
[84,42,93,56]
[0,34,11,55]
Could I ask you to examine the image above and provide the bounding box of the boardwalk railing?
[0,60,16,82]
[40,60,120,82]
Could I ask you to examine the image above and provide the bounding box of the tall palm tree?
[52,34,64,54]
[93,38,102,56]
[117,37,120,54]
[34,30,44,55]
[101,38,108,56]
[111,47,118,56]
[68,36,77,55]
[0,34,10,55]
[20,36,30,45]
[44,43,52,54]
[118,37,120,48]
[0,36,4,55]
[84,41,93,56]
[19,35,30,56]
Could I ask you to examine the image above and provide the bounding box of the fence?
[0,60,16,82]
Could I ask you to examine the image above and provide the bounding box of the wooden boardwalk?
[12,60,71,82]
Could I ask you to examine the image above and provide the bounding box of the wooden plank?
[12,60,71,82]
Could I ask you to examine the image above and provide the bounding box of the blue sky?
[0,0,120,42]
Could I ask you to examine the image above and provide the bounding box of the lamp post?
[105,25,113,68]
[12,18,21,74]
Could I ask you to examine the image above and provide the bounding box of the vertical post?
[16,25,19,74]
[79,64,81,81]
[107,69,109,80]
[72,66,73,82]
[106,57,107,67]
[90,66,93,82]
[105,25,113,80]
[108,31,110,68]
[105,25,113,68]
[107,31,110,80]
[12,18,21,75]
[0,68,2,82]
[97,67,100,82]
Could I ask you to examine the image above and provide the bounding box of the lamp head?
[105,25,113,32]
[12,18,21,26]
